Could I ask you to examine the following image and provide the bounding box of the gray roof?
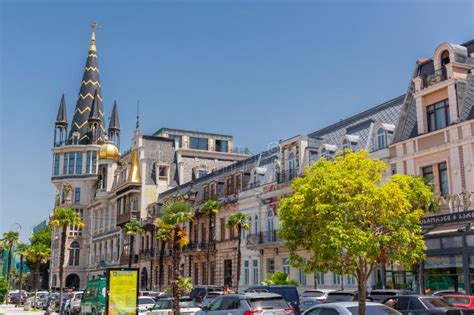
[108,100,120,131]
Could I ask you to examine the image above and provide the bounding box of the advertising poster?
[107,268,139,315]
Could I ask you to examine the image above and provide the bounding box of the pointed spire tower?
[68,23,105,144]
[54,94,68,146]
[108,100,120,148]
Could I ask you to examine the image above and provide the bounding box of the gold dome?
[99,142,120,161]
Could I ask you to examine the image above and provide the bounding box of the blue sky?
[1,0,473,241]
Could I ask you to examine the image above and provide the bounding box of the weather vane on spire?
[91,22,100,32]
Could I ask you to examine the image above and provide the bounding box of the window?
[74,188,81,205]
[244,260,250,285]
[220,297,240,310]
[315,272,325,285]
[342,139,350,151]
[201,223,207,243]
[299,263,307,286]
[202,262,208,285]
[86,151,91,174]
[252,260,259,284]
[54,154,60,176]
[69,241,80,266]
[235,174,242,193]
[210,183,217,200]
[346,275,356,285]
[220,218,226,241]
[210,261,216,285]
[68,152,75,174]
[267,258,275,274]
[194,263,199,285]
[75,152,82,174]
[439,162,449,197]
[92,151,97,173]
[282,257,290,275]
[168,134,182,148]
[158,166,168,179]
[215,139,228,152]
[63,153,68,175]
[198,170,207,178]
[377,128,387,149]
[253,215,259,234]
[226,176,235,195]
[190,137,208,150]
[422,166,434,189]
[333,273,341,285]
[427,100,449,132]
[203,185,209,200]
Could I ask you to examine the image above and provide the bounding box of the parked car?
[245,285,300,314]
[7,290,28,305]
[197,292,295,315]
[300,298,322,312]
[301,290,335,303]
[26,291,49,308]
[81,278,107,315]
[303,302,401,315]
[148,297,201,315]
[201,292,225,308]
[325,291,373,303]
[442,295,474,310]
[44,293,59,311]
[138,296,156,313]
[369,290,416,303]
[383,295,465,315]
[191,286,225,303]
[65,291,83,314]
[431,290,465,297]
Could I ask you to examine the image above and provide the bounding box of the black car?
[190,286,224,303]
[383,295,465,315]
[370,290,416,302]
[325,290,374,303]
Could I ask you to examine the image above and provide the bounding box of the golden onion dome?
[99,142,120,161]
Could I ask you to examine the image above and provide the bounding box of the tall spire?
[108,100,120,132]
[55,93,68,126]
[54,94,68,147]
[136,100,140,129]
[68,22,105,144]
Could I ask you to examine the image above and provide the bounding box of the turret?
[108,100,120,149]
[54,94,68,147]
[88,90,101,143]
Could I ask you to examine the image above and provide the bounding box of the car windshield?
[249,297,288,309]
[326,294,355,303]
[139,297,156,305]
[348,305,401,315]
[179,300,197,308]
[302,291,325,297]
[420,298,451,308]
[445,297,470,305]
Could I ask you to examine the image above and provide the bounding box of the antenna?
[136,100,140,129]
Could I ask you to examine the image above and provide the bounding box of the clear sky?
[1,0,473,241]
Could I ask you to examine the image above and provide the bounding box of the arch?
[65,273,80,289]
[141,267,148,290]
[440,50,450,66]
[68,241,80,266]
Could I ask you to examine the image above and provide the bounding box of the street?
[0,304,51,315]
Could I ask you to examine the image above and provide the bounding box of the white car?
[65,291,83,315]
[139,296,157,313]
[300,289,335,302]
[147,297,201,315]
[303,302,401,315]
[26,291,49,308]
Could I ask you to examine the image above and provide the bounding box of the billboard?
[107,268,138,315]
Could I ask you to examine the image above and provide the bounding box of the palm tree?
[49,207,84,313]
[25,244,50,309]
[262,272,299,286]
[124,221,144,268]
[227,212,250,292]
[155,201,193,315]
[15,243,29,291]
[1,231,20,285]
[199,200,221,285]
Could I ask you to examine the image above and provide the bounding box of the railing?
[422,67,447,88]
[116,210,140,226]
[246,230,281,246]
[183,241,216,253]
[277,170,298,184]
[119,253,138,265]
[139,249,155,258]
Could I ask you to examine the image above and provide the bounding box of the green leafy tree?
[0,275,9,304]
[227,212,251,291]
[14,243,29,291]
[278,150,435,315]
[25,244,50,309]
[49,207,84,312]
[1,231,19,285]
[155,201,193,315]
[200,200,222,285]
[262,272,299,286]
[30,227,52,247]
[124,221,144,268]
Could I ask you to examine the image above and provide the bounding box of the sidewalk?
[0,304,50,315]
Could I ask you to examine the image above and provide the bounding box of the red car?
[443,295,474,309]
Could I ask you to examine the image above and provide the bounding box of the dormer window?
[342,139,350,151]
[341,135,359,152]
[320,144,337,159]
[72,132,80,145]
[427,100,449,132]
[441,50,450,66]
[377,128,387,149]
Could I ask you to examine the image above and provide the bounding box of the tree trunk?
[172,228,181,315]
[357,265,367,315]
[6,245,12,285]
[129,235,134,268]
[59,226,67,315]
[158,241,165,292]
[33,264,40,309]
[236,227,242,292]
[18,255,24,291]
[207,213,213,286]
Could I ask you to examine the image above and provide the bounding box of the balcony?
[183,241,216,253]
[246,230,281,247]
[116,210,140,226]
[422,67,447,89]
[277,170,298,184]
[139,249,156,258]
[119,252,138,266]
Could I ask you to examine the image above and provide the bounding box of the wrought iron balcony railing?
[246,230,281,246]
[183,241,216,253]
[277,170,298,184]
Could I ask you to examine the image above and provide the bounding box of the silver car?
[197,292,294,315]
[303,302,401,315]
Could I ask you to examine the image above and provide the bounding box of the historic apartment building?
[390,40,474,294]
[49,28,249,289]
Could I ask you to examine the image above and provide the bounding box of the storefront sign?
[421,209,474,226]
[107,268,138,315]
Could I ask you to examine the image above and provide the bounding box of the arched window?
[69,241,80,266]
[377,128,387,150]
[441,50,450,66]
[287,152,296,174]
[342,139,350,151]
